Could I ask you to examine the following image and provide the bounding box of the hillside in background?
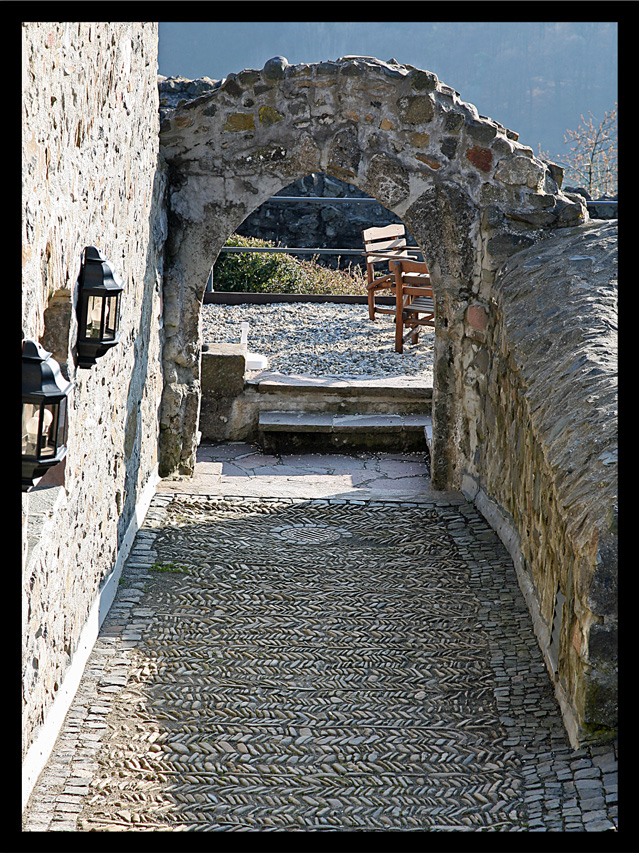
[158,21,617,163]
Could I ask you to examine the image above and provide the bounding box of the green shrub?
[212,234,368,295]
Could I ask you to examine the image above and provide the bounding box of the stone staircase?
[248,372,432,454]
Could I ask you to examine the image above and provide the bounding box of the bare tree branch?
[539,104,617,197]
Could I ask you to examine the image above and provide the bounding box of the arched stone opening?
[157,55,586,484]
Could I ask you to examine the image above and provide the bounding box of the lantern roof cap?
[80,246,124,293]
[22,339,72,399]
[22,339,50,362]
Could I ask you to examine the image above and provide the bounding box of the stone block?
[465,119,498,145]
[222,113,255,132]
[258,105,284,126]
[259,411,333,433]
[465,145,493,173]
[467,303,489,331]
[398,94,435,125]
[495,155,545,189]
[409,69,438,91]
[263,55,288,80]
[201,344,247,397]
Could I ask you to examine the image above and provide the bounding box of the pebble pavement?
[22,444,619,833]
[22,311,618,833]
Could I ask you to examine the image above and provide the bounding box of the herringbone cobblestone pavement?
[22,448,618,832]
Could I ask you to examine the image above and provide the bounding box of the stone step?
[250,371,432,402]
[199,350,433,443]
[246,371,432,418]
[258,410,431,453]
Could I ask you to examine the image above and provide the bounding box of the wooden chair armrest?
[389,258,429,274]
[367,277,395,291]
[403,285,434,297]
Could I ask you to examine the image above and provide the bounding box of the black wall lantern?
[22,340,72,491]
[76,246,124,368]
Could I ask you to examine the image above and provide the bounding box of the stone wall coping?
[201,341,247,355]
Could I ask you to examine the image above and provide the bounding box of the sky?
[158,21,617,163]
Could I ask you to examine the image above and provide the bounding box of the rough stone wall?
[22,22,166,761]
[157,56,586,481]
[473,221,617,743]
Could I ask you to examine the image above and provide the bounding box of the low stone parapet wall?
[199,343,248,441]
[469,220,617,746]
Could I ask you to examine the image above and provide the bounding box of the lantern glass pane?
[103,295,119,339]
[22,402,40,457]
[39,403,58,457]
[57,397,68,449]
[86,295,104,339]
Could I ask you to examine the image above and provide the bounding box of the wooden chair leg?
[395,300,404,354]
[392,261,403,353]
[406,298,419,344]
[395,314,404,352]
[368,288,376,321]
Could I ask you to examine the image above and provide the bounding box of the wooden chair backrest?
[390,258,432,294]
[362,224,410,268]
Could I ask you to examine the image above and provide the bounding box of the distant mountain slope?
[158,21,617,160]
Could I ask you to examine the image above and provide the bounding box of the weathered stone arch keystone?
[157,55,586,482]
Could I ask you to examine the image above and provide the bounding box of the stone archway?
[157,55,586,483]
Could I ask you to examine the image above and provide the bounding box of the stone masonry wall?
[236,172,404,270]
[472,221,617,743]
[159,75,424,270]
[22,22,166,763]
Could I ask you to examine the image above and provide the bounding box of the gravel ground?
[201,302,435,380]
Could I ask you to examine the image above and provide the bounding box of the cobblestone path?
[23,450,618,832]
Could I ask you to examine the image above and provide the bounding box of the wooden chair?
[390,257,435,353]
[362,224,410,322]
[362,224,435,353]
